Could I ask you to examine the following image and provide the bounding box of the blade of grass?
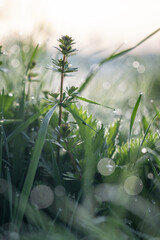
[26,43,39,74]
[128,93,143,163]
[15,104,57,229]
[129,93,143,146]
[79,28,160,93]
[74,95,115,110]
[136,113,158,160]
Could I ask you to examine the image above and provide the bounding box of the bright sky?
[0,0,160,54]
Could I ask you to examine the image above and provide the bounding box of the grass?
[0,30,160,240]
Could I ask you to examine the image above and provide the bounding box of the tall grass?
[0,29,160,240]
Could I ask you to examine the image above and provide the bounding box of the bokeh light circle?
[30,185,54,209]
[55,185,65,197]
[124,176,143,196]
[97,158,116,176]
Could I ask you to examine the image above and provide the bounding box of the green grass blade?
[129,93,143,145]
[0,119,22,124]
[79,28,160,93]
[7,105,52,143]
[135,113,158,164]
[26,43,39,74]
[15,105,57,229]
[75,95,115,110]
[140,113,158,148]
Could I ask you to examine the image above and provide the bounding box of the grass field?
[0,30,160,240]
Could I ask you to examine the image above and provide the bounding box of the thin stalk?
[57,55,66,163]
[58,55,66,126]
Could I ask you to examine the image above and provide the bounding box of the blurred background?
[0,0,160,53]
[0,0,160,125]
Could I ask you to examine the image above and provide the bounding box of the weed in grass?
[0,30,160,239]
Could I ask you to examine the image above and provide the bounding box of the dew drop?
[139,91,143,96]
[147,173,154,179]
[97,158,116,176]
[30,185,54,209]
[8,93,13,97]
[141,148,147,154]
[124,176,143,196]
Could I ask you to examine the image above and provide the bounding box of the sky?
[0,0,160,54]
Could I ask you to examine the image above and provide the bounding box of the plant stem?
[57,55,66,164]
[58,55,66,126]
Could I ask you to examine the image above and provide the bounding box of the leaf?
[0,119,22,125]
[26,43,39,74]
[79,28,160,92]
[106,119,121,158]
[129,93,143,145]
[74,95,115,110]
[15,105,57,229]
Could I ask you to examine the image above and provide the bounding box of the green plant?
[1,31,160,240]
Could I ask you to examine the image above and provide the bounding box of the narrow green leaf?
[7,105,52,143]
[140,113,158,148]
[15,105,57,229]
[79,28,160,93]
[136,113,158,162]
[74,95,115,110]
[129,93,143,144]
[0,119,22,125]
[26,43,39,74]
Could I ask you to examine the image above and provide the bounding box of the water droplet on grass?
[97,158,116,176]
[30,185,54,209]
[8,93,13,97]
[141,148,147,154]
[124,176,143,196]
[147,173,154,179]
